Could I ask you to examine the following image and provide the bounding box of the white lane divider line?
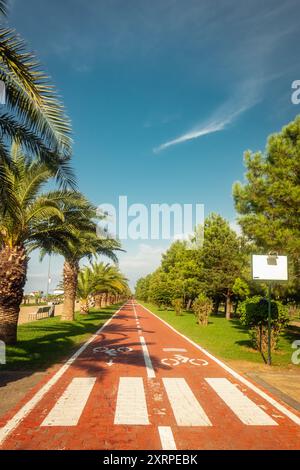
[41,378,96,427]
[206,378,278,426]
[163,378,212,427]
[158,426,177,450]
[114,377,149,425]
[0,304,126,446]
[163,348,187,352]
[140,336,156,378]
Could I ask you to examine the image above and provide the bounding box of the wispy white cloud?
[118,243,165,289]
[153,120,226,153]
[119,243,164,270]
[153,80,262,153]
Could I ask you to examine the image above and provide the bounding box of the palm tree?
[0,145,77,343]
[0,2,74,189]
[77,264,129,315]
[77,266,95,315]
[62,235,122,320]
[0,1,7,15]
[38,195,123,321]
[91,262,129,307]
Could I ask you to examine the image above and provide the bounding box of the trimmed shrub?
[172,298,183,316]
[237,296,289,352]
[193,294,213,326]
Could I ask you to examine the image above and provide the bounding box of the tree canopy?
[233,116,300,298]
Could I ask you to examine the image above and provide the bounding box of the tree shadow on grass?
[0,307,118,382]
[228,319,255,350]
[281,324,300,345]
[0,303,174,390]
[232,321,300,364]
[210,311,226,318]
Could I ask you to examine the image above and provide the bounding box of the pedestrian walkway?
[0,301,299,450]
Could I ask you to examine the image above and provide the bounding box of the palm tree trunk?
[213,298,220,314]
[95,293,102,309]
[225,289,232,320]
[62,259,79,321]
[0,245,28,344]
[80,298,89,315]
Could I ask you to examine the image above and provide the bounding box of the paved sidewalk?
[0,301,300,450]
[18,302,81,324]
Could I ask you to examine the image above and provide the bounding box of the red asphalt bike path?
[0,301,300,450]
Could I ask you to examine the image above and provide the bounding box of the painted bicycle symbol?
[93,346,133,357]
[161,354,208,367]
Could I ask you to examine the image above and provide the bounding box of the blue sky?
[7,0,300,291]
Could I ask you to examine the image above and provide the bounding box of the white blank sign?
[252,255,288,281]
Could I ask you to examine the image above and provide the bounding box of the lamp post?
[46,254,51,300]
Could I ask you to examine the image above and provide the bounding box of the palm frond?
[77,266,95,299]
[0,142,14,211]
[0,115,76,188]
[25,199,64,225]
[0,155,22,222]
[0,1,8,16]
[0,69,69,155]
[0,28,72,156]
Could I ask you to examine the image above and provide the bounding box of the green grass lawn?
[141,302,300,367]
[1,305,119,371]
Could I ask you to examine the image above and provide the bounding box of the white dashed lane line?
[139,336,156,378]
[158,426,177,450]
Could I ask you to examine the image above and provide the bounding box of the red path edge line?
[0,303,126,447]
[140,303,300,426]
[0,301,299,449]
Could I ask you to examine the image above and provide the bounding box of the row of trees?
[135,214,255,318]
[136,116,300,350]
[77,262,129,315]
[0,2,129,344]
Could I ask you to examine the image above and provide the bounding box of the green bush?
[172,298,183,316]
[288,302,300,320]
[237,296,289,352]
[193,294,213,326]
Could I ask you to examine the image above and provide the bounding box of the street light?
[46,254,51,300]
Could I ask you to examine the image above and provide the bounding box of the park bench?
[28,305,55,322]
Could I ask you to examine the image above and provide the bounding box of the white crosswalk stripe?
[41,377,96,427]
[114,377,149,425]
[39,376,281,430]
[206,378,278,426]
[163,378,212,426]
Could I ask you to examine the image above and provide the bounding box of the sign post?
[267,282,272,365]
[252,253,288,366]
